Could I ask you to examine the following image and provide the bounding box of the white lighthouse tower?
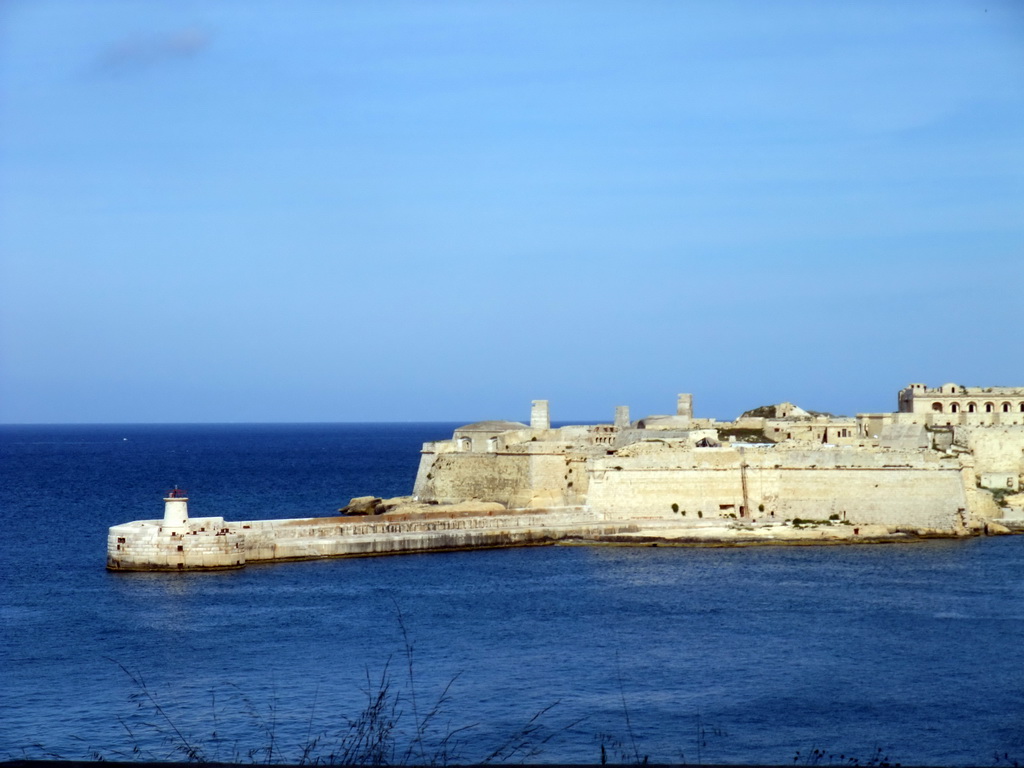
[162,488,190,535]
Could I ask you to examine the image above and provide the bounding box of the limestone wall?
[587,448,741,521]
[414,451,533,506]
[416,436,972,532]
[413,445,589,508]
[107,516,244,571]
[525,452,580,507]
[955,426,1024,491]
[585,446,968,531]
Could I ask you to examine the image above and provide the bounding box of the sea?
[1,423,1022,766]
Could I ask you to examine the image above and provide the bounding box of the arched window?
[932,402,943,412]
[985,403,995,413]
[1020,403,1024,413]
[950,403,960,413]
[968,403,977,413]
[1002,402,1011,413]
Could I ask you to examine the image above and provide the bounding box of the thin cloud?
[94,25,211,73]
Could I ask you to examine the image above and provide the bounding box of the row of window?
[931,401,1024,413]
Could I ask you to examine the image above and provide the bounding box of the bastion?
[107,383,1024,571]
[108,490,244,571]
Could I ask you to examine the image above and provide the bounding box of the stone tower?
[614,405,631,429]
[676,393,693,424]
[531,400,550,430]
[162,489,189,535]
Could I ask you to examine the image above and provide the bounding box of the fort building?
[108,383,1024,571]
[897,383,1024,426]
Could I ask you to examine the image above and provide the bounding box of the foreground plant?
[23,629,577,766]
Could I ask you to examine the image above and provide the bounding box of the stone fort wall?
[954,425,1024,491]
[585,447,968,530]
[107,516,244,571]
[414,444,591,508]
[413,441,972,532]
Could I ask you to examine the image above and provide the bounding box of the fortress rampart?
[586,447,969,531]
[414,442,973,531]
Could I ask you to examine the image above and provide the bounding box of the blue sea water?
[1,423,1022,765]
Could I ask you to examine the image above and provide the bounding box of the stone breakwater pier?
[106,492,999,572]
[107,492,641,571]
[107,383,1024,571]
[108,486,1021,572]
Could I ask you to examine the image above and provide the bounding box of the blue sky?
[2,1,1022,423]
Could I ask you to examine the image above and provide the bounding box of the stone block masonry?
[108,516,245,571]
[586,446,969,531]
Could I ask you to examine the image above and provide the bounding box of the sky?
[1,1,1022,424]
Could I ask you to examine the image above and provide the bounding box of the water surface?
[1,424,1021,764]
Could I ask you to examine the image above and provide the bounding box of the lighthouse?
[162,488,190,534]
